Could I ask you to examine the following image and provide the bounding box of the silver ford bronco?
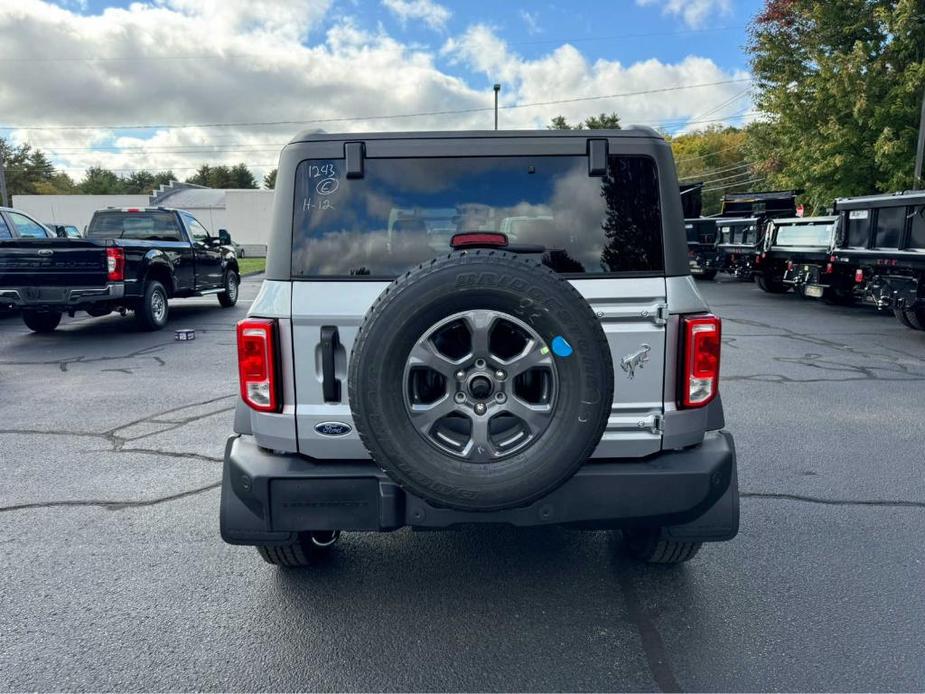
[222,129,738,566]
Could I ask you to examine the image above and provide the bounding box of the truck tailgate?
[0,239,108,287]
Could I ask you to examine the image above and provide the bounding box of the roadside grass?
[238,257,266,275]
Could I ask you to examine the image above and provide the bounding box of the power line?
[701,176,766,193]
[0,78,751,132]
[680,162,752,183]
[0,26,748,63]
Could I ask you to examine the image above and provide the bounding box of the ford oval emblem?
[37,249,54,256]
[314,421,352,437]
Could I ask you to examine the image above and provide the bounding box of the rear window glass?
[845,209,870,247]
[874,206,906,248]
[911,207,925,249]
[88,211,182,241]
[291,155,664,277]
[774,222,835,247]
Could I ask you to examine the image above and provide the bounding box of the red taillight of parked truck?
[106,247,125,282]
[237,318,280,413]
[680,314,721,408]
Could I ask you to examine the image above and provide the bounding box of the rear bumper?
[0,283,124,307]
[220,431,739,546]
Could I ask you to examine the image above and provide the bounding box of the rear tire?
[256,531,340,567]
[22,310,62,333]
[904,306,925,330]
[756,273,789,294]
[135,280,169,331]
[622,528,701,564]
[697,270,717,281]
[218,269,239,308]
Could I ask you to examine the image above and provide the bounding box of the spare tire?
[349,250,614,512]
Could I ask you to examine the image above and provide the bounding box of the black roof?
[835,190,925,211]
[288,127,662,144]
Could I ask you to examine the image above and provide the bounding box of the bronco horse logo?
[620,344,651,380]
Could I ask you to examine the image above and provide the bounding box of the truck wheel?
[256,531,340,567]
[218,270,240,308]
[22,310,62,333]
[756,274,788,294]
[349,250,614,512]
[698,269,717,281]
[622,528,701,564]
[135,280,169,331]
[903,306,925,330]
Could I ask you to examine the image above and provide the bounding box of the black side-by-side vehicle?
[0,206,241,332]
[828,191,925,329]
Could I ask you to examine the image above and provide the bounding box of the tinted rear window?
[774,222,835,247]
[911,207,925,249]
[874,206,906,249]
[291,155,664,277]
[845,210,870,247]
[88,211,182,241]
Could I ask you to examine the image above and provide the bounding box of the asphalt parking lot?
[1,275,924,692]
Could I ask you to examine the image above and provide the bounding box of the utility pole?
[0,151,8,208]
[493,83,501,130]
[916,82,925,188]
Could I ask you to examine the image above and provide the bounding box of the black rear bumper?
[0,283,124,308]
[220,431,739,546]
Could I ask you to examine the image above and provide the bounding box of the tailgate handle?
[320,326,342,403]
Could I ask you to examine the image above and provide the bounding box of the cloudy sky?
[0,0,760,182]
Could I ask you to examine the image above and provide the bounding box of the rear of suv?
[221,129,738,566]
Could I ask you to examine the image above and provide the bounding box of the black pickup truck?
[0,207,240,332]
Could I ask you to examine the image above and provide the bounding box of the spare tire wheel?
[348,250,614,512]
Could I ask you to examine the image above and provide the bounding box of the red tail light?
[786,261,794,271]
[451,232,508,249]
[824,262,833,274]
[854,268,864,284]
[680,314,721,408]
[106,247,125,282]
[237,318,280,412]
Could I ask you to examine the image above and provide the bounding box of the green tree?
[547,112,622,130]
[186,163,257,189]
[0,138,74,198]
[263,168,277,189]
[121,169,176,194]
[668,126,752,215]
[78,166,126,194]
[747,0,925,212]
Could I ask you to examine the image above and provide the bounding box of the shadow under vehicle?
[754,216,839,297]
[684,217,719,280]
[829,191,925,328]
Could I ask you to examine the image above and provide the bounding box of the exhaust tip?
[309,530,340,548]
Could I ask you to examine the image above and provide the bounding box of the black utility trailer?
[716,217,761,280]
[684,217,718,280]
[830,191,925,328]
[756,216,839,297]
[715,190,801,280]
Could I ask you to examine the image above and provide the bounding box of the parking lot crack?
[742,491,925,509]
[0,481,221,513]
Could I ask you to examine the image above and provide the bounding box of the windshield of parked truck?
[774,221,835,247]
[291,155,665,277]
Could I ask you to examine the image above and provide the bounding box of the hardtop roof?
[287,127,661,145]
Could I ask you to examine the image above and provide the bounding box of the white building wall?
[11,195,149,233]
[225,190,275,249]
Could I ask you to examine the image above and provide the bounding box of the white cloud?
[381,0,451,31]
[0,2,750,183]
[519,10,541,35]
[636,0,732,29]
[443,24,751,130]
